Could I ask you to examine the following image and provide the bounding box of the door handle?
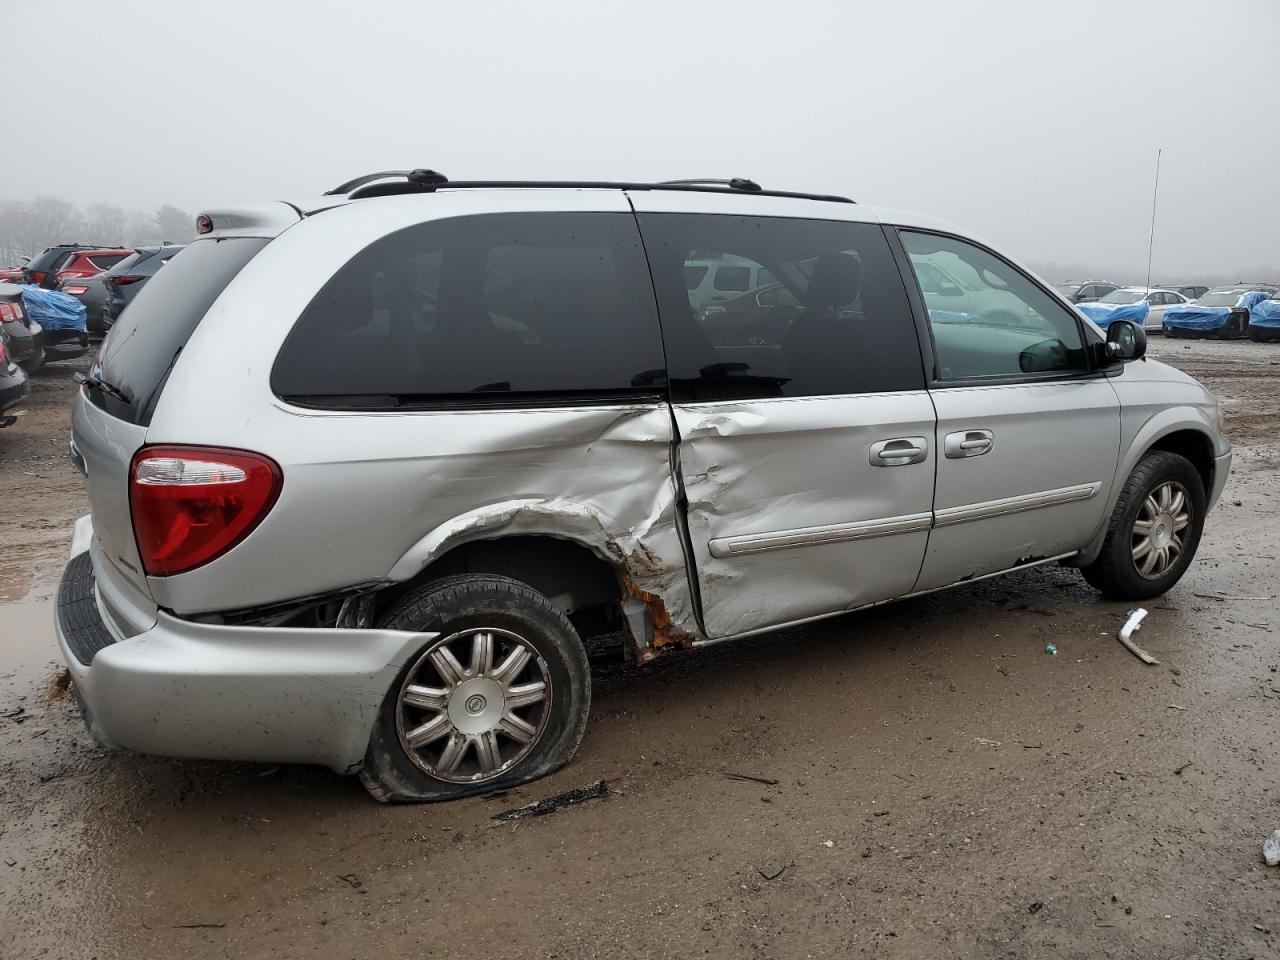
[944,429,994,459]
[869,436,929,467]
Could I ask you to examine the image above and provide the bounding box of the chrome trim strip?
[933,482,1101,528]
[696,551,1079,646]
[708,512,934,559]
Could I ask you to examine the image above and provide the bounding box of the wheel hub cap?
[1131,480,1192,580]
[395,627,552,784]
[449,678,504,734]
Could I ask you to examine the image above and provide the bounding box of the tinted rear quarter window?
[92,237,269,425]
[639,213,924,400]
[272,212,666,406]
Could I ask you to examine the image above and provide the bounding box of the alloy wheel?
[1131,480,1192,580]
[395,627,552,783]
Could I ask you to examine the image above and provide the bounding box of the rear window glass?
[684,265,709,290]
[88,253,128,270]
[92,238,268,425]
[271,212,666,407]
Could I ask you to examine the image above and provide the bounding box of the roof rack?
[324,170,853,204]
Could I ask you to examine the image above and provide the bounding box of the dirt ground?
[1,341,1278,960]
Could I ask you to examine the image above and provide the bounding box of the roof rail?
[326,170,853,204]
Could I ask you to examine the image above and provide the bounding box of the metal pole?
[1145,148,1162,291]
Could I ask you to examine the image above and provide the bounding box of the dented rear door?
[634,204,935,639]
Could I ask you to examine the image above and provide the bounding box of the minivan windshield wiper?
[73,371,131,405]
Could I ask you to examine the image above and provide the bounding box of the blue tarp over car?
[1251,296,1280,331]
[1163,290,1269,333]
[20,284,86,332]
[1077,300,1149,329]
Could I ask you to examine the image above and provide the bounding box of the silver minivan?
[58,172,1230,802]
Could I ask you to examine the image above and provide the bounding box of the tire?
[360,574,591,803]
[1248,328,1274,343]
[1081,451,1206,600]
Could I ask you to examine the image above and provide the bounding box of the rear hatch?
[74,237,270,600]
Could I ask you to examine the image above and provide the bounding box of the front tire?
[1081,451,1206,600]
[360,574,591,803]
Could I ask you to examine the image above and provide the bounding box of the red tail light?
[110,275,143,286]
[129,446,283,576]
[62,284,89,295]
[0,341,9,364]
[29,270,47,285]
[0,302,20,321]
[196,214,213,234]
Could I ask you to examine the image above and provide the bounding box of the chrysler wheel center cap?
[447,678,504,735]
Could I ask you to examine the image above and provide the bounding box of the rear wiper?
[73,371,131,404]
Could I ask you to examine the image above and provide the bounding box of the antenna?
[1144,148,1162,291]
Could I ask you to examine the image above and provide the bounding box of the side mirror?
[1104,319,1146,363]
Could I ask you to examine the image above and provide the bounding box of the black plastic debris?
[492,780,609,821]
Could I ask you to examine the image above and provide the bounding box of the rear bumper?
[0,371,27,414]
[55,516,434,774]
[38,329,89,361]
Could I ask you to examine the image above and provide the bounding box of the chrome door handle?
[869,436,929,467]
[944,429,994,459]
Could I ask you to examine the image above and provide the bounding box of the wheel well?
[1148,430,1213,494]
[376,536,624,635]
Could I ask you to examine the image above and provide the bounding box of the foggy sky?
[5,0,1278,279]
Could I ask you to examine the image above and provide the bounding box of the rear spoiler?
[193,201,306,240]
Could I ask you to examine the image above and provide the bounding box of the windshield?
[1195,291,1244,307]
[1100,290,1145,304]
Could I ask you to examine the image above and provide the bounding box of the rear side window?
[93,238,268,425]
[272,213,666,407]
[638,214,924,400]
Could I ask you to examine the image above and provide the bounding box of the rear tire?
[359,574,591,803]
[1081,451,1206,600]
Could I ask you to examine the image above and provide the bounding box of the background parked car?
[685,255,777,313]
[103,244,184,326]
[0,261,28,282]
[22,244,116,289]
[52,248,133,285]
[1176,285,1208,300]
[1248,292,1280,342]
[0,331,30,427]
[58,272,111,333]
[1079,287,1189,333]
[1162,286,1276,339]
[0,281,41,370]
[1054,279,1119,303]
[19,284,89,364]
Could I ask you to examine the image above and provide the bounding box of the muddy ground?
[1,341,1277,959]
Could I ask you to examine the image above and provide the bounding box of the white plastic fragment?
[822,839,835,849]
[1264,829,1280,867]
[1118,608,1158,665]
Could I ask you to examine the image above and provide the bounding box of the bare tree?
[152,204,193,245]
[82,203,129,246]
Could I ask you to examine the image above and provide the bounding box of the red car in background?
[53,248,134,284]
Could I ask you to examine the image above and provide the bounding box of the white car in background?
[1095,287,1191,333]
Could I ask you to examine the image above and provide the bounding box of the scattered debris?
[873,810,890,817]
[492,779,609,821]
[757,863,786,881]
[1167,704,1187,711]
[822,840,835,848]
[1044,643,1058,656]
[44,668,73,703]
[1029,901,1044,914]
[336,874,362,889]
[723,772,780,786]
[173,923,226,929]
[255,766,281,778]
[3,859,16,867]
[1022,743,1044,749]
[1264,829,1280,867]
[1118,609,1159,665]
[1194,593,1269,602]
[1174,762,1193,776]
[974,737,1002,747]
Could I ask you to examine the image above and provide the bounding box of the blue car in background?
[1162,286,1276,339]
[1249,291,1280,342]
